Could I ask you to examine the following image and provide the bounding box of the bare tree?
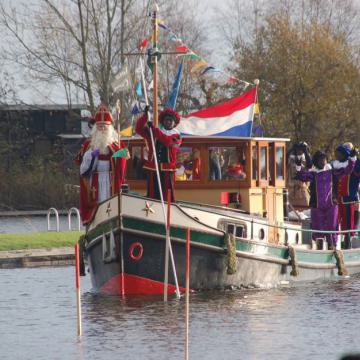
[0,0,145,112]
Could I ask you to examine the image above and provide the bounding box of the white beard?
[90,125,118,154]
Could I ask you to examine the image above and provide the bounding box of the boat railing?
[47,207,60,232]
[246,217,360,250]
[249,218,360,235]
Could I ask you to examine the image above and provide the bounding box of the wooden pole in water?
[164,189,171,301]
[75,243,82,337]
[185,228,190,360]
[115,100,125,297]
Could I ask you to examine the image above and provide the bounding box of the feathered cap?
[336,144,351,158]
[159,108,181,126]
[293,141,309,152]
[94,104,113,124]
[343,142,354,151]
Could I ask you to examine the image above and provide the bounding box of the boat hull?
[85,223,360,295]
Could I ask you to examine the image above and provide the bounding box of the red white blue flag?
[178,88,257,137]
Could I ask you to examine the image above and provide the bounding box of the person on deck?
[135,107,182,202]
[334,143,360,249]
[191,148,201,180]
[76,104,128,225]
[296,150,356,249]
[286,142,312,207]
[209,148,224,180]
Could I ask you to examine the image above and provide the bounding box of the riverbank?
[0,231,83,251]
[0,231,83,268]
[0,247,75,268]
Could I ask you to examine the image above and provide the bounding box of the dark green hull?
[84,214,360,294]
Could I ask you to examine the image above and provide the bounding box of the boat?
[80,134,360,296]
[79,5,360,296]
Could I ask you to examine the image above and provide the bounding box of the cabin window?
[235,225,245,238]
[276,147,285,180]
[127,146,147,180]
[252,145,258,180]
[227,223,235,234]
[269,143,275,184]
[209,146,246,181]
[176,147,201,181]
[260,146,267,180]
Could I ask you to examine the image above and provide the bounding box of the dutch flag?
[178,88,257,137]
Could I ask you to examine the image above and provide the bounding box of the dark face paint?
[317,157,327,169]
[335,150,347,162]
[163,115,175,130]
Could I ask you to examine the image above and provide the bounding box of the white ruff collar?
[311,164,332,173]
[332,160,348,169]
[159,126,180,136]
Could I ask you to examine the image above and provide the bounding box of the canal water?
[0,266,359,360]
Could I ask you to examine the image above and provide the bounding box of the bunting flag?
[177,88,257,137]
[119,126,133,137]
[131,102,141,115]
[111,66,130,92]
[190,60,208,73]
[175,45,189,53]
[138,38,148,50]
[166,61,184,109]
[136,82,143,97]
[112,148,130,158]
[157,21,252,87]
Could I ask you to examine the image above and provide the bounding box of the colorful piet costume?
[76,105,127,224]
[335,143,360,248]
[135,108,182,201]
[296,151,355,248]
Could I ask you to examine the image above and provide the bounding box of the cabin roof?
[123,135,290,142]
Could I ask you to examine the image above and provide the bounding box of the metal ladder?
[47,207,81,231]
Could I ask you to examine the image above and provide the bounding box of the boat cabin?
[125,136,289,235]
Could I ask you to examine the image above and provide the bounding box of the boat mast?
[151,2,159,126]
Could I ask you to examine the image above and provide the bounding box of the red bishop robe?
[75,139,127,225]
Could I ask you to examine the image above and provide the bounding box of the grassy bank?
[0,231,84,251]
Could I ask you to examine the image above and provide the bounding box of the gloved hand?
[148,47,159,57]
[350,148,359,157]
[91,149,100,157]
[147,121,153,129]
[144,105,150,114]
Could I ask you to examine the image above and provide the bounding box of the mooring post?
[185,227,190,360]
[164,189,171,302]
[75,243,82,337]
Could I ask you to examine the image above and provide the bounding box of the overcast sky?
[1,0,229,105]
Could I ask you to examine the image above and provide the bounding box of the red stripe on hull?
[100,273,186,296]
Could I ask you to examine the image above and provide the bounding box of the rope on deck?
[334,249,349,276]
[289,246,299,276]
[225,233,237,275]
